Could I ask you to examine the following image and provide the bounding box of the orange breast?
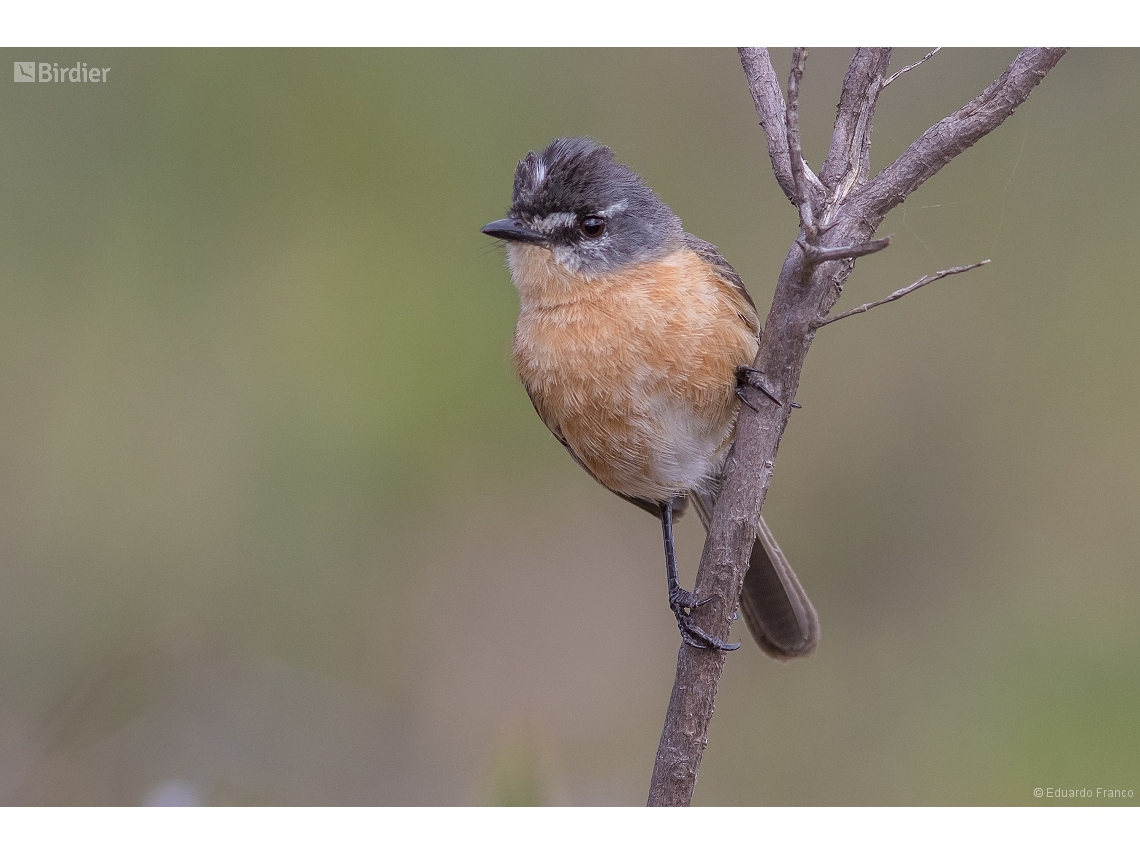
[510,246,759,502]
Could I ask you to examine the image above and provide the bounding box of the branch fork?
[785,49,893,272]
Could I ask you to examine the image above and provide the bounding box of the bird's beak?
[481,218,546,245]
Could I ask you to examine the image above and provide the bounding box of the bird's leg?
[661,498,740,652]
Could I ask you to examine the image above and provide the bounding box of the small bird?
[482,138,819,657]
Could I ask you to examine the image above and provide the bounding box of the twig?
[799,235,891,265]
[785,48,817,240]
[738,48,795,205]
[883,48,941,87]
[647,47,1067,809]
[813,260,990,328]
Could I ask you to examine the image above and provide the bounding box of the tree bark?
[647,46,1067,808]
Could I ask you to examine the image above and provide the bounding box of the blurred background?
[0,48,1136,806]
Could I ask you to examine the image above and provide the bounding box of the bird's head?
[482,138,682,277]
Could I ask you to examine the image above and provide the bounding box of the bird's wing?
[520,382,664,519]
[683,233,761,336]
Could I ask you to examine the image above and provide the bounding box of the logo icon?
[14,62,36,82]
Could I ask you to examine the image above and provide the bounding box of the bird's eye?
[579,216,606,238]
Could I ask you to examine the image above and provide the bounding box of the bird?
[481,137,819,658]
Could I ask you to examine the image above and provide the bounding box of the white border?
[3,806,1138,853]
[1,1,1135,47]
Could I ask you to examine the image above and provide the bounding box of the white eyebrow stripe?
[599,199,628,217]
[533,212,578,230]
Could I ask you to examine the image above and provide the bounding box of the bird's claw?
[669,588,741,651]
[736,386,760,412]
[735,366,784,408]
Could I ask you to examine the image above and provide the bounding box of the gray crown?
[507,138,683,274]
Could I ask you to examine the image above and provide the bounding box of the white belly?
[628,393,733,499]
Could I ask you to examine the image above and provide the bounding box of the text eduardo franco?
[14,62,110,83]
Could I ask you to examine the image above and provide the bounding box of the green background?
[0,48,1136,805]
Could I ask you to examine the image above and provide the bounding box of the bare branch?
[819,49,893,200]
[799,235,891,264]
[738,48,795,204]
[813,260,990,328]
[852,48,1068,224]
[882,48,941,87]
[785,48,817,239]
[648,48,1066,809]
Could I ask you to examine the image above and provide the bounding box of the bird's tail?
[691,489,820,660]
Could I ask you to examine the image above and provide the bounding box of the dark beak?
[481,218,545,245]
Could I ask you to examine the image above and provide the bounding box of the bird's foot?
[669,588,740,651]
[735,366,783,408]
[736,366,801,409]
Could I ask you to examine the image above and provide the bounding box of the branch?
[852,48,1068,225]
[819,48,893,202]
[648,47,1066,808]
[882,48,940,87]
[812,260,990,328]
[739,48,826,211]
[785,48,817,239]
[738,48,795,204]
[791,50,893,268]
